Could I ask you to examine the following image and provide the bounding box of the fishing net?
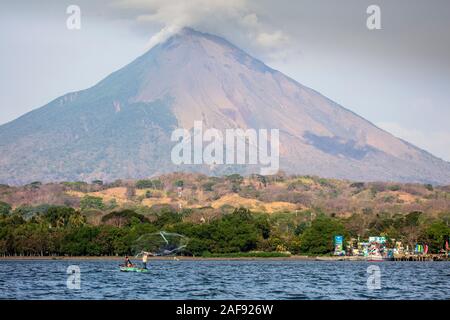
[132,232,189,257]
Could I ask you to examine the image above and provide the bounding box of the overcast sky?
[1,0,449,160]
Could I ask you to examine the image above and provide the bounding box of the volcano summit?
[0,28,449,184]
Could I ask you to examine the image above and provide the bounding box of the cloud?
[377,121,450,162]
[112,0,292,57]
[256,31,289,48]
[144,24,182,50]
[241,13,258,28]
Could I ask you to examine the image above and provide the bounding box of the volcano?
[1,28,449,184]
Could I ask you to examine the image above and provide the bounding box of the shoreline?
[0,255,316,261]
[1,255,447,262]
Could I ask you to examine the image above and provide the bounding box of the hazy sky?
[1,0,449,160]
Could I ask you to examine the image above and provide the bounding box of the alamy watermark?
[66,5,81,30]
[65,5,380,31]
[171,121,279,175]
[366,265,381,290]
[66,265,81,290]
[367,5,382,30]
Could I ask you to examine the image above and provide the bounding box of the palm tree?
[56,216,66,229]
[69,213,86,228]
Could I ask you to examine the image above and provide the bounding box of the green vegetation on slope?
[0,173,449,257]
[0,204,448,257]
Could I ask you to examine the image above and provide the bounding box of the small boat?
[367,255,384,262]
[120,266,149,273]
[367,241,388,261]
[367,247,394,261]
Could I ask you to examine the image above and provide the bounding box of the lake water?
[0,260,449,300]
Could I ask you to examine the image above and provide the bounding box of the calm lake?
[0,260,449,300]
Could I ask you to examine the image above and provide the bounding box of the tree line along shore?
[0,173,449,257]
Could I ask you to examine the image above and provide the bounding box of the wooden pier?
[393,254,448,261]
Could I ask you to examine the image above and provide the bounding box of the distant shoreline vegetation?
[0,173,449,257]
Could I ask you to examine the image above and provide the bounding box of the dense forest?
[0,202,449,257]
[0,173,449,257]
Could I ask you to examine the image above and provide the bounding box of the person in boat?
[124,256,133,267]
[142,252,148,269]
[142,251,153,269]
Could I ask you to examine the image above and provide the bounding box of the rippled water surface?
[0,260,449,300]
